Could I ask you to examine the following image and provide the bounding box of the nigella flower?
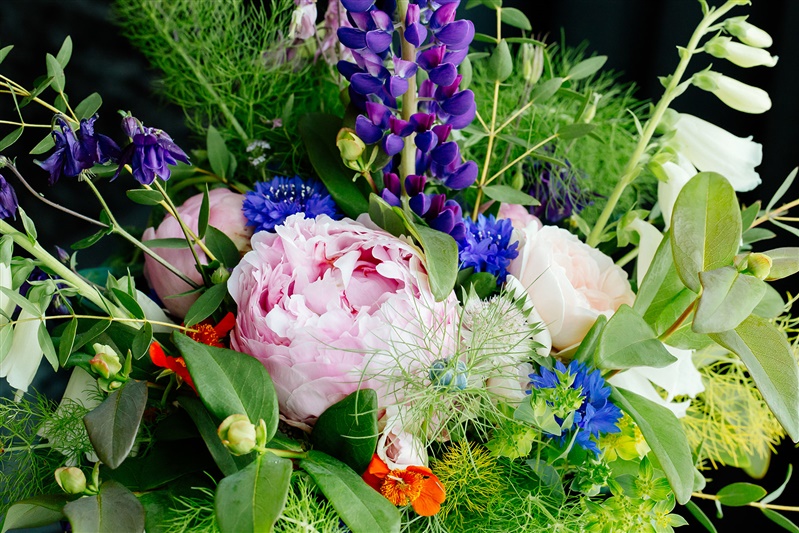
[115,116,189,185]
[457,214,518,285]
[526,156,593,224]
[242,175,339,233]
[0,173,18,220]
[528,360,622,456]
[36,115,120,185]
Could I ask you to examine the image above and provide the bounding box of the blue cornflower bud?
[457,214,519,285]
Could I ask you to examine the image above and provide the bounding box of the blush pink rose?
[142,188,252,318]
[228,213,460,428]
[497,203,541,232]
[508,223,634,351]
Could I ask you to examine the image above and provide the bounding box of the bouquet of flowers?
[2,0,798,531]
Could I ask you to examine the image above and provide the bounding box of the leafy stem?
[692,492,799,513]
[397,0,418,186]
[150,180,217,264]
[658,299,698,342]
[751,198,799,228]
[6,313,190,332]
[586,0,743,247]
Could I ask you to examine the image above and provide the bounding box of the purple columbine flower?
[115,116,189,186]
[456,214,519,284]
[242,175,339,233]
[0,173,18,220]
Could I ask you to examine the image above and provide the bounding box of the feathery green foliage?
[113,0,344,177]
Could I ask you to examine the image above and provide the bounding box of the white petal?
[609,369,691,418]
[628,218,663,287]
[0,310,45,392]
[136,290,174,334]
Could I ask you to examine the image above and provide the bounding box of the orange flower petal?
[149,342,169,367]
[363,454,390,491]
[411,476,446,517]
[214,312,236,338]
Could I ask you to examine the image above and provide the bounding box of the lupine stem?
[586,0,743,247]
[397,0,418,186]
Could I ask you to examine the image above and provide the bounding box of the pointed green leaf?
[311,389,378,474]
[30,131,56,155]
[762,509,799,533]
[56,36,73,68]
[207,125,231,179]
[566,56,608,80]
[557,123,597,140]
[530,77,564,103]
[414,224,458,302]
[0,324,13,363]
[671,173,742,292]
[45,53,65,93]
[716,482,767,506]
[126,189,165,206]
[38,321,58,371]
[197,185,210,239]
[58,318,78,366]
[174,332,279,441]
[572,315,607,364]
[71,226,112,250]
[183,282,228,327]
[594,305,676,369]
[215,452,292,533]
[74,92,103,120]
[368,194,407,238]
[766,168,798,213]
[741,201,761,231]
[684,501,718,533]
[130,321,153,360]
[300,451,401,533]
[18,207,37,245]
[1,494,73,533]
[112,288,145,320]
[0,127,23,151]
[500,7,531,30]
[63,481,145,533]
[610,386,695,504]
[483,185,539,206]
[72,319,112,353]
[487,39,513,82]
[83,380,148,469]
[205,226,240,268]
[710,315,799,442]
[0,45,13,66]
[761,465,792,505]
[693,267,766,334]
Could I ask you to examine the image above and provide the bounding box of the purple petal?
[433,124,452,143]
[431,141,459,166]
[443,47,469,67]
[417,46,446,71]
[338,28,367,50]
[366,102,393,129]
[390,117,414,137]
[405,23,428,47]
[443,199,463,219]
[366,30,393,54]
[428,194,445,216]
[436,75,462,99]
[405,3,420,25]
[351,73,384,95]
[371,9,393,31]
[349,12,373,31]
[381,187,401,207]
[121,116,140,138]
[441,90,475,116]
[409,193,431,217]
[356,115,386,144]
[444,99,476,129]
[387,76,409,98]
[383,172,401,197]
[405,174,427,196]
[444,161,478,190]
[383,133,405,156]
[430,209,456,234]
[337,61,363,81]
[393,58,418,79]
[430,4,457,30]
[35,148,66,185]
[415,130,438,153]
[435,20,475,50]
[418,79,436,98]
[410,113,436,132]
[341,0,375,13]
[428,63,458,87]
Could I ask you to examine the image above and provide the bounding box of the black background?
[1,0,797,529]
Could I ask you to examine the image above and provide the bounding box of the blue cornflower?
[457,214,519,285]
[0,173,18,220]
[242,176,339,232]
[528,360,622,456]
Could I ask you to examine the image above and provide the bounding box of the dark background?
[1,0,797,529]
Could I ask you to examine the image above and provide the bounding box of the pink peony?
[228,214,460,428]
[508,223,634,351]
[142,188,252,318]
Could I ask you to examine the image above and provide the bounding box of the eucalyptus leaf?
[74,93,103,120]
[183,282,228,327]
[299,113,369,219]
[482,185,539,206]
[101,441,213,492]
[300,451,401,533]
[715,482,767,506]
[72,319,112,353]
[215,452,292,533]
[693,267,766,334]
[610,386,695,504]
[83,380,148,469]
[742,227,776,245]
[710,315,799,442]
[487,39,513,82]
[500,7,531,30]
[566,56,608,80]
[671,173,742,293]
[174,332,279,441]
[138,492,172,533]
[761,465,793,505]
[1,494,72,533]
[594,305,676,369]
[63,480,145,533]
[764,247,799,280]
[311,389,379,474]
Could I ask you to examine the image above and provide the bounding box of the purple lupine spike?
[415,130,438,153]
[443,47,469,67]
[356,115,385,144]
[383,134,405,156]
[341,0,375,13]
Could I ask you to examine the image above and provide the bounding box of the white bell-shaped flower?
[692,71,772,114]
[0,307,45,393]
[656,153,697,230]
[705,36,778,68]
[723,16,773,48]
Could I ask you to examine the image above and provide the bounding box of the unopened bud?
[218,414,257,455]
[90,344,122,379]
[511,165,525,191]
[747,253,773,280]
[336,129,366,162]
[429,359,469,391]
[211,266,231,285]
[521,43,545,85]
[580,93,602,124]
[705,36,778,68]
[724,16,773,49]
[691,71,771,114]
[55,467,87,494]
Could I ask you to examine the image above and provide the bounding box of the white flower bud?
[692,71,772,114]
[724,16,773,48]
[705,36,778,68]
[521,43,545,85]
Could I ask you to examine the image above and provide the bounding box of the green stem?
[151,180,217,265]
[658,299,698,342]
[6,313,189,332]
[586,0,743,247]
[397,0,417,185]
[261,448,309,460]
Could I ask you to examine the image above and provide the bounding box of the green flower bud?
[55,467,87,494]
[90,344,122,379]
[521,43,544,85]
[747,253,773,280]
[510,165,525,191]
[211,266,231,285]
[218,414,257,455]
[336,129,366,162]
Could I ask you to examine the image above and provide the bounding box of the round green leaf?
[716,482,768,507]
[311,389,378,474]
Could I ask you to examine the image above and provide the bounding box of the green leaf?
[594,305,676,369]
[414,224,458,302]
[58,318,78,366]
[102,441,212,491]
[1,494,72,533]
[566,56,608,80]
[45,53,65,93]
[130,321,153,360]
[460,271,497,299]
[572,315,607,365]
[184,282,228,327]
[530,77,564,103]
[716,482,767,506]
[30,131,56,155]
[0,127,23,151]
[671,173,742,293]
[83,380,148,469]
[487,39,513,82]
[693,267,766,334]
[761,465,792,504]
[215,452,292,533]
[0,324,13,363]
[480,0,502,8]
[72,319,112,353]
[56,35,73,68]
[0,287,41,316]
[482,185,539,206]
[741,201,761,230]
[74,92,102,120]
[126,189,165,206]
[178,395,244,476]
[709,315,799,442]
[311,389,379,474]
[0,45,13,66]
[207,125,231,179]
[684,501,718,533]
[764,247,799,280]
[459,55,473,90]
[112,288,145,320]
[197,185,210,239]
[142,238,190,249]
[762,509,799,533]
[300,451,401,533]
[557,123,597,140]
[766,168,798,213]
[38,321,58,371]
[205,226,240,268]
[138,492,172,533]
[500,7,531,30]
[742,227,776,245]
[299,113,369,219]
[610,386,695,504]
[174,332,279,441]
[368,194,408,238]
[71,226,112,250]
[63,480,145,533]
[18,207,37,245]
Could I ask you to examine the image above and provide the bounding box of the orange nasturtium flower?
[149,342,196,392]
[363,454,446,516]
